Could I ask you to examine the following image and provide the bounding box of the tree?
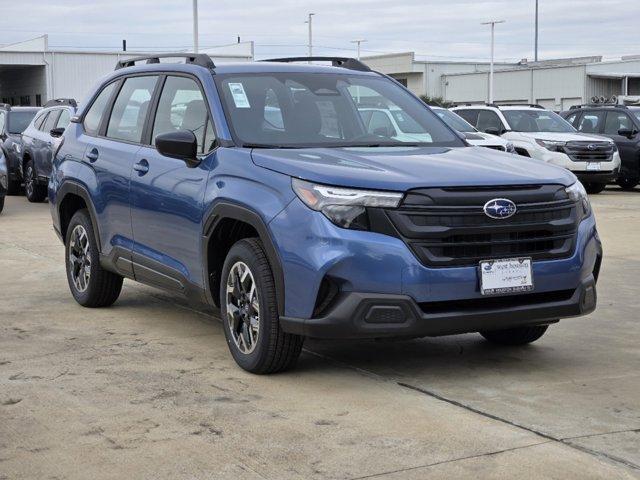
[419,95,455,108]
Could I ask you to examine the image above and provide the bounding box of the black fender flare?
[202,201,286,316]
[56,180,102,251]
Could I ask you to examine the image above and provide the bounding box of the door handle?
[86,148,99,162]
[133,159,149,175]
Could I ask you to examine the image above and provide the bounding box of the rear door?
[130,74,215,293]
[603,110,637,167]
[38,109,61,178]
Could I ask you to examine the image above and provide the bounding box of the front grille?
[562,141,613,162]
[383,185,580,268]
[483,145,506,151]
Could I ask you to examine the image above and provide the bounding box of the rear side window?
[455,109,480,127]
[56,109,71,130]
[43,110,60,133]
[152,76,214,153]
[107,76,157,143]
[577,112,604,134]
[33,112,47,130]
[84,82,117,136]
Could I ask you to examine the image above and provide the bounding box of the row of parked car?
[0,99,77,212]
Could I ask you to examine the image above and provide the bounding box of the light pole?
[192,0,199,53]
[534,0,539,61]
[351,39,367,60]
[306,13,315,59]
[481,20,505,104]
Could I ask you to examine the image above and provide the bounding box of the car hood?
[464,131,507,146]
[515,131,612,143]
[251,146,576,191]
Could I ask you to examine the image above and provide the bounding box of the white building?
[0,36,254,107]
[362,52,516,99]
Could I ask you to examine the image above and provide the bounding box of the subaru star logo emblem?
[587,144,598,151]
[483,198,517,219]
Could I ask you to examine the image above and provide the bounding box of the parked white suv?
[430,106,515,153]
[452,104,621,193]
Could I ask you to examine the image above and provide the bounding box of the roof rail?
[494,103,546,109]
[261,56,371,72]
[569,103,628,110]
[44,98,77,108]
[115,53,215,70]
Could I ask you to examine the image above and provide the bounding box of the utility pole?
[193,0,199,53]
[306,13,315,60]
[351,39,367,60]
[534,0,539,61]
[481,20,505,104]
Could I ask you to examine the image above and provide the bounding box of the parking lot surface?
[1,191,639,480]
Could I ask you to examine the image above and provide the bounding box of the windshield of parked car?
[8,111,37,134]
[632,110,640,124]
[215,72,463,148]
[502,109,576,133]
[434,109,476,133]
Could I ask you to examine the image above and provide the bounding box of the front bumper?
[280,275,597,339]
[575,169,619,184]
[531,148,621,176]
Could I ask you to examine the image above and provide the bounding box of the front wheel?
[480,325,549,345]
[220,238,303,374]
[24,161,47,202]
[65,209,123,307]
[6,178,22,196]
[616,175,638,191]
[584,182,606,194]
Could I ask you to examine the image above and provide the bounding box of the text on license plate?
[586,162,601,171]
[479,258,534,295]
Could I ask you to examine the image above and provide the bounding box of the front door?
[130,75,215,293]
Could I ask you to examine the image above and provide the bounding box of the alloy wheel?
[226,261,260,354]
[25,165,34,198]
[68,225,91,292]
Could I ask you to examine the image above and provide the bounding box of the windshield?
[502,109,576,133]
[215,72,463,148]
[632,110,640,123]
[8,111,37,134]
[434,109,476,133]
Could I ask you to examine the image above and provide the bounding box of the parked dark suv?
[50,54,601,374]
[561,104,640,190]
[21,99,77,202]
[0,104,40,195]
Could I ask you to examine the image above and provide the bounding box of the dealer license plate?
[479,258,534,295]
[586,162,601,171]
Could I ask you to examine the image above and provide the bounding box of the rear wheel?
[616,175,638,191]
[24,161,47,202]
[584,182,606,194]
[65,209,123,307]
[480,325,549,345]
[6,178,22,196]
[0,196,4,214]
[220,238,303,374]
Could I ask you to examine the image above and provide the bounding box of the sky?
[1,0,639,62]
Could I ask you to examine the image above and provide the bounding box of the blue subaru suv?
[49,54,602,373]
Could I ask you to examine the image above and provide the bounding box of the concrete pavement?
[0,190,639,479]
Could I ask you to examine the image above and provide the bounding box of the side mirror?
[50,127,65,138]
[484,127,501,136]
[155,130,199,167]
[618,128,636,138]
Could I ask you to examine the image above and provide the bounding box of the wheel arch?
[57,181,102,252]
[203,201,285,316]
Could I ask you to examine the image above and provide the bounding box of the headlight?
[565,181,591,219]
[505,142,516,154]
[535,139,566,152]
[292,178,403,229]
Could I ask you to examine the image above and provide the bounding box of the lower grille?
[562,141,613,162]
[383,185,580,268]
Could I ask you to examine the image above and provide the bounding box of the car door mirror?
[618,127,636,138]
[155,130,199,167]
[50,127,65,138]
[484,127,502,136]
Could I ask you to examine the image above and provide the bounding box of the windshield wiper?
[242,143,301,149]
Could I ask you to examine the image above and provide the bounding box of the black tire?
[616,175,638,191]
[220,238,303,374]
[24,161,47,203]
[584,182,606,194]
[6,178,22,196]
[65,209,123,307]
[0,196,4,214]
[480,325,549,345]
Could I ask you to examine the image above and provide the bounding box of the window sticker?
[228,83,250,108]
